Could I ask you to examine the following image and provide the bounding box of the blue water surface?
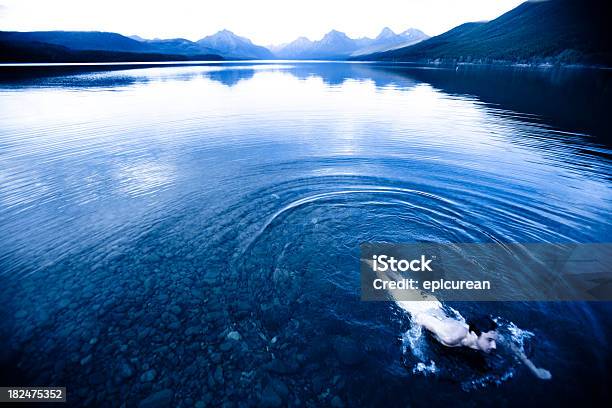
[0,62,610,407]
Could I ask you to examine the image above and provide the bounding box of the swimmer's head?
[468,315,498,353]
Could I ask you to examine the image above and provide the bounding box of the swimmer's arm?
[510,343,552,380]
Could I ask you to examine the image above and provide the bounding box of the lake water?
[0,62,610,406]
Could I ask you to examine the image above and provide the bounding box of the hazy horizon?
[0,0,525,46]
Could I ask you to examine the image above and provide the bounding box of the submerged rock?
[119,362,134,378]
[333,337,363,366]
[167,321,181,330]
[80,354,92,365]
[267,378,289,400]
[331,396,345,408]
[226,331,241,341]
[185,326,202,336]
[214,366,224,385]
[263,359,288,374]
[219,340,234,352]
[260,384,282,408]
[138,389,173,408]
[88,372,104,385]
[14,310,28,319]
[260,304,290,331]
[140,369,157,382]
[264,358,299,374]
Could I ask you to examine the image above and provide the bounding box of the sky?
[0,0,526,45]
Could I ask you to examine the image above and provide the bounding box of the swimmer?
[364,258,552,379]
[415,308,497,353]
[397,300,551,379]
[396,300,496,351]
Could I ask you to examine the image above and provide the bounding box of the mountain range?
[196,30,274,59]
[1,1,610,65]
[0,31,224,62]
[354,0,611,65]
[0,27,427,62]
[272,27,429,59]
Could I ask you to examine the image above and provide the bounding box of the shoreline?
[0,59,609,70]
[354,59,612,70]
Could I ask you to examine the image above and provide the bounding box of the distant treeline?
[0,40,224,63]
[352,0,612,67]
